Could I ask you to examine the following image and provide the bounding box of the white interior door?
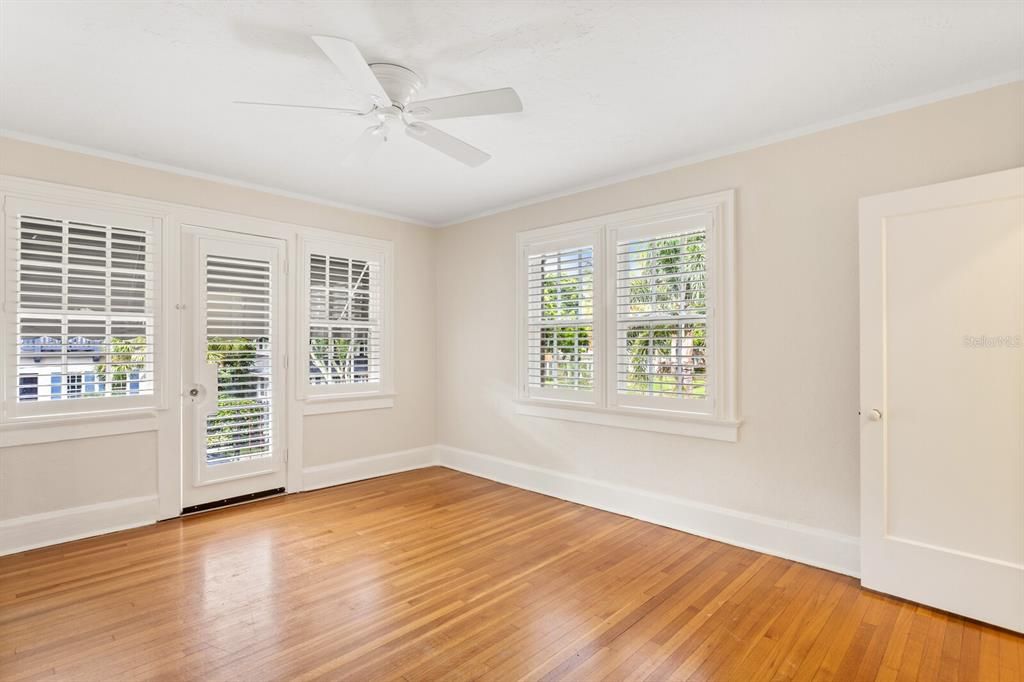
[860,167,1024,632]
[181,226,287,510]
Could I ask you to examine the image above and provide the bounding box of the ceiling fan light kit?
[236,36,523,167]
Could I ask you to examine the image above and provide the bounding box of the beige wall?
[0,138,436,520]
[435,82,1024,538]
[2,82,1021,538]
[0,432,157,519]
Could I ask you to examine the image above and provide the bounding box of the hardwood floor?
[1,467,1021,681]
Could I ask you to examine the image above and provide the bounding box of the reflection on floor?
[1,467,1021,680]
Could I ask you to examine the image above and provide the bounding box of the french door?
[181,226,287,510]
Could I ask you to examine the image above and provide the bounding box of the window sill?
[514,401,741,442]
[0,410,160,448]
[302,394,395,416]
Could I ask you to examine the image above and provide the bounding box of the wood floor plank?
[873,601,917,682]
[0,467,1019,681]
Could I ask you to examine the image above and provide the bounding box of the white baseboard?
[1,444,860,579]
[0,445,439,557]
[0,495,158,557]
[302,445,438,491]
[436,444,860,577]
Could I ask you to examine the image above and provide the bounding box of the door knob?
[868,408,883,421]
[189,387,200,397]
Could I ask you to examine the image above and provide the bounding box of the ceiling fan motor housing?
[369,63,424,110]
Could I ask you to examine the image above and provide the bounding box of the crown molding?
[440,71,1024,227]
[0,129,436,228]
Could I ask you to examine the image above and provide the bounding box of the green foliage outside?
[206,336,268,461]
[538,251,593,389]
[309,333,366,383]
[88,335,148,396]
[623,233,706,396]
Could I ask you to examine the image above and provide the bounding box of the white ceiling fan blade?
[341,125,387,164]
[405,122,491,167]
[234,101,368,114]
[311,36,392,108]
[407,87,523,120]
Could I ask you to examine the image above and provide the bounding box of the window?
[5,199,160,419]
[66,373,84,398]
[526,243,595,398]
[613,218,709,412]
[516,191,737,440]
[302,237,392,401]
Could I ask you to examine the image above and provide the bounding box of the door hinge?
[283,355,289,370]
[284,448,289,463]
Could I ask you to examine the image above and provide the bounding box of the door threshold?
[181,487,285,515]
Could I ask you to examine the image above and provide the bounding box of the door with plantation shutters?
[181,226,286,509]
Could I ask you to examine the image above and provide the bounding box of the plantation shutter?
[307,251,382,388]
[12,207,157,410]
[204,253,274,463]
[526,243,594,395]
[615,225,709,405]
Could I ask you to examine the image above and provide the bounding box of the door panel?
[182,227,286,509]
[885,200,1022,562]
[860,167,1024,632]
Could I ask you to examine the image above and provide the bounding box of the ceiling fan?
[236,36,523,167]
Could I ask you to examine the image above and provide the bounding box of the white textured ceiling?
[1,1,1022,225]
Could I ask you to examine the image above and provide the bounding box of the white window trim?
[515,189,739,442]
[297,235,395,414]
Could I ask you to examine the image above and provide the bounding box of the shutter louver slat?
[14,213,156,404]
[616,228,708,401]
[526,245,594,392]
